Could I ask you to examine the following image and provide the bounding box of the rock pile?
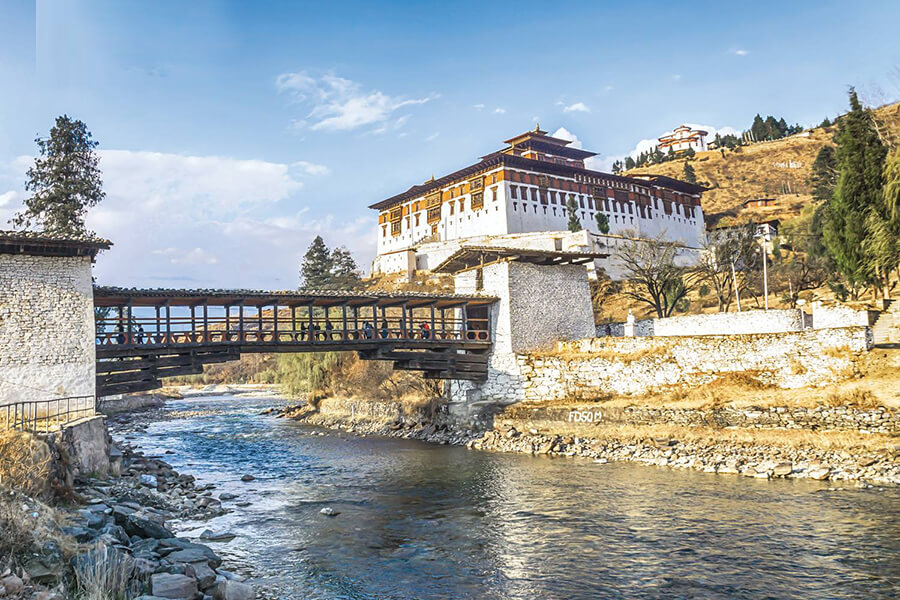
[0,442,255,600]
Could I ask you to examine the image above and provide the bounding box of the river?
[116,394,900,600]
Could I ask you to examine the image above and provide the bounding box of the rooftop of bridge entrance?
[432,246,609,275]
[0,230,111,259]
[93,286,497,309]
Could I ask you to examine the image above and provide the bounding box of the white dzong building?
[370,127,707,277]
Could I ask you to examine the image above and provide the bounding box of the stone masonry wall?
[598,309,804,337]
[511,327,872,404]
[811,301,875,329]
[0,254,96,403]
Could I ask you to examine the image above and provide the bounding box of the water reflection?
[124,396,900,600]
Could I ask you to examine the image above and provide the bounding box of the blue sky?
[1,0,898,288]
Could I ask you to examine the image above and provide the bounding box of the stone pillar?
[624,310,635,337]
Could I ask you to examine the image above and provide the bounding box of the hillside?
[626,102,900,226]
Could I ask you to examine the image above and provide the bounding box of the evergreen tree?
[624,156,636,170]
[611,160,623,174]
[300,235,332,289]
[809,145,838,202]
[682,161,697,184]
[595,212,610,234]
[566,196,581,232]
[823,89,888,289]
[666,146,675,161]
[13,115,105,236]
[684,147,696,158]
[864,148,900,293]
[750,114,766,142]
[820,116,832,128]
[329,246,362,290]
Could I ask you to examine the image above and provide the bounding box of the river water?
[118,395,900,600]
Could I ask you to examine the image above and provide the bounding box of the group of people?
[295,319,436,341]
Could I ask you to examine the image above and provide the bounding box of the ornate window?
[469,177,484,191]
[471,191,484,210]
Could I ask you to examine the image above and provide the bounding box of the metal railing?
[1,395,96,434]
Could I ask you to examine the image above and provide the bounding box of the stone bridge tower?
[432,246,601,420]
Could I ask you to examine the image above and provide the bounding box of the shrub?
[74,543,142,600]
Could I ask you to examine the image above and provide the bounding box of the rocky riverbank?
[274,398,900,487]
[1,435,257,600]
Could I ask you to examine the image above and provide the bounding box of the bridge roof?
[432,246,608,275]
[94,286,498,308]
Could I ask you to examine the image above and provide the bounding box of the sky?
[1,0,898,289]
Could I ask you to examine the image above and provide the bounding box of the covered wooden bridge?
[94,287,496,397]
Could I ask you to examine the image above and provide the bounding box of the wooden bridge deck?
[94,287,496,396]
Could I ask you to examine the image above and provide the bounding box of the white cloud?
[493,107,506,114]
[95,150,302,217]
[551,127,584,149]
[293,160,331,176]
[473,103,485,110]
[276,71,437,132]
[732,49,749,56]
[425,132,440,142]
[51,148,366,288]
[563,102,590,113]
[152,247,218,265]
[0,190,17,208]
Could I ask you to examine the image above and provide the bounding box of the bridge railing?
[96,312,490,347]
[1,396,96,433]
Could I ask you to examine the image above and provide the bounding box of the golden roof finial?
[534,123,541,132]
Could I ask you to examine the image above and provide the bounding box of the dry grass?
[0,429,51,497]
[0,492,79,566]
[588,423,895,454]
[74,543,143,600]
[546,345,671,364]
[822,388,883,409]
[823,345,854,359]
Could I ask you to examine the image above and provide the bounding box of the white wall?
[0,254,97,404]
[599,309,805,337]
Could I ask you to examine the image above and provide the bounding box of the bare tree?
[697,224,760,312]
[618,232,696,318]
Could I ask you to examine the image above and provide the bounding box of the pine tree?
[566,196,581,232]
[611,160,623,174]
[300,235,332,289]
[13,115,105,236]
[329,246,362,290]
[809,146,837,202]
[624,156,636,170]
[750,114,766,142]
[595,212,610,234]
[864,148,900,294]
[823,89,887,289]
[682,161,697,184]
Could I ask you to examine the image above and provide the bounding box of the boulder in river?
[240,474,255,482]
[151,573,198,599]
[320,507,340,517]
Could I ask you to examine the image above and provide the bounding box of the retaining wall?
[512,327,872,403]
[598,309,805,337]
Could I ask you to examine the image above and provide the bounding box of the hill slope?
[626,102,900,225]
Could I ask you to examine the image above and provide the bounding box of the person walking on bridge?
[325,319,334,340]
[363,321,374,340]
[380,319,389,339]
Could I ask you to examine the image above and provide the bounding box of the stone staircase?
[871,300,896,346]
